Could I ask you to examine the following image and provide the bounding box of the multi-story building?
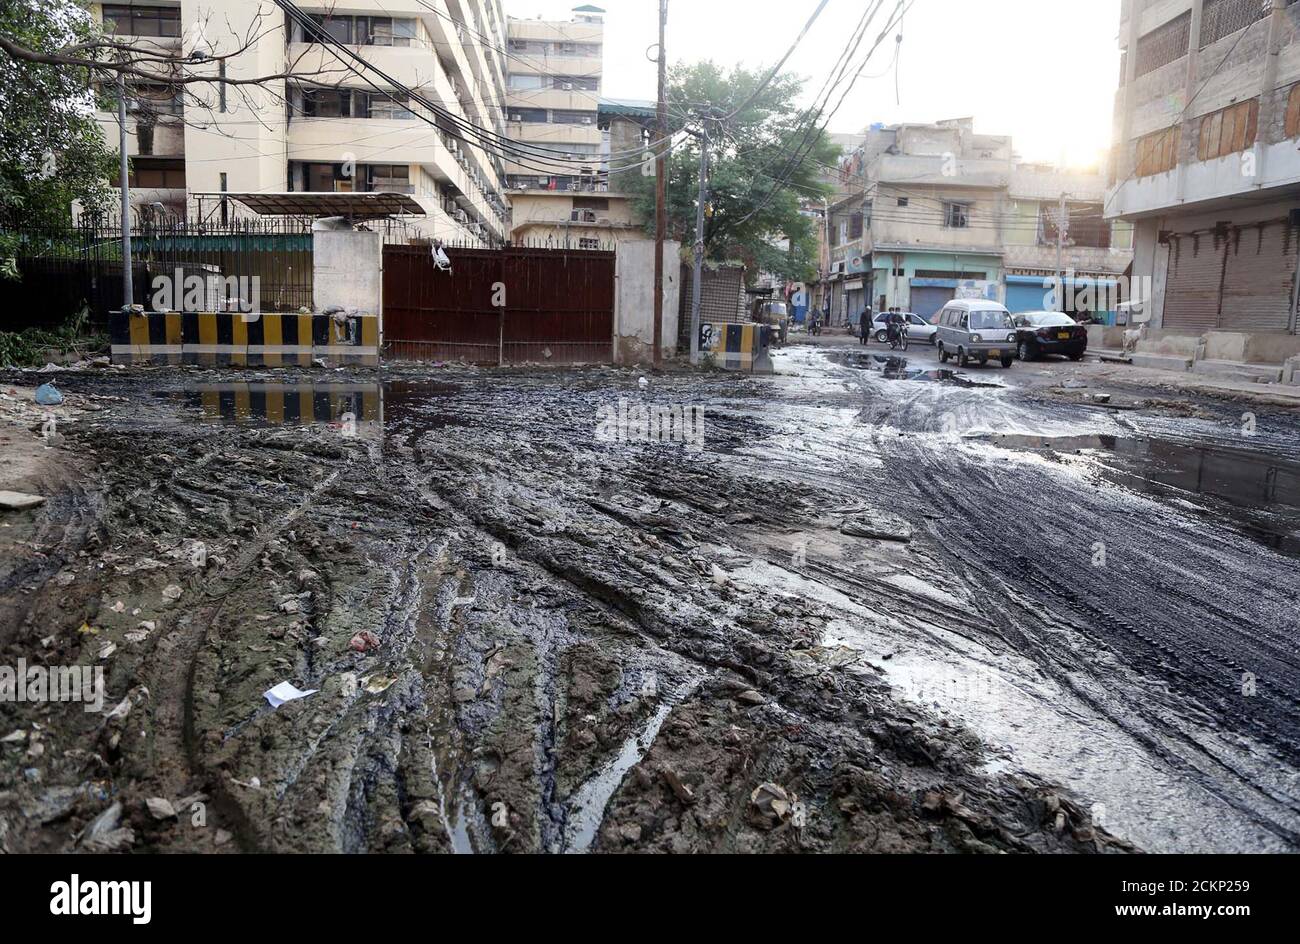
[1107,0,1300,347]
[501,6,650,245]
[503,5,604,191]
[824,118,1134,323]
[93,1,511,243]
[506,98,652,246]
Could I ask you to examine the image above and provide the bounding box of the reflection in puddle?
[178,382,383,432]
[979,432,1300,556]
[840,352,1002,387]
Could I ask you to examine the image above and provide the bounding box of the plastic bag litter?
[34,383,63,406]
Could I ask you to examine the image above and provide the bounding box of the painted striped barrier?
[697,322,774,373]
[109,310,380,367]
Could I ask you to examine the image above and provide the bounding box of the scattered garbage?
[749,782,798,828]
[348,630,381,653]
[264,681,319,708]
[34,383,63,406]
[0,490,46,512]
[161,584,183,602]
[145,797,177,820]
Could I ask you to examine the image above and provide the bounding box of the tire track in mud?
[811,348,1300,851]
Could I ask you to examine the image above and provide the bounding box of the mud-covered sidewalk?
[4,347,1292,854]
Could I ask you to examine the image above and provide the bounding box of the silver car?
[935,300,1017,368]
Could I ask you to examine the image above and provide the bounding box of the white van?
[935,299,1017,368]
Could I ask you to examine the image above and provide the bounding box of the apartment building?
[93,0,510,243]
[825,118,1134,323]
[1107,0,1300,346]
[502,6,652,245]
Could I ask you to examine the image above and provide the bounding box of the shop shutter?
[1220,221,1298,333]
[1164,233,1225,330]
[909,285,955,319]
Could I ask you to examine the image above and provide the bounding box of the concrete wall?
[613,239,681,364]
[313,225,382,326]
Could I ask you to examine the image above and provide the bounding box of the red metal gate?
[382,244,615,363]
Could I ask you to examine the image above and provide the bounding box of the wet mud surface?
[1,345,1296,853]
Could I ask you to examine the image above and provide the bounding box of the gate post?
[313,219,382,330]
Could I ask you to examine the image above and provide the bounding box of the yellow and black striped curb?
[109,311,379,366]
[697,322,774,373]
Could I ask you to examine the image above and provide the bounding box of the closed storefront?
[910,284,955,319]
[844,278,864,321]
[1164,232,1226,331]
[1164,219,1299,333]
[1221,220,1298,332]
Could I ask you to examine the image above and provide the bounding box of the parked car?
[935,299,1017,368]
[871,312,937,344]
[751,299,790,345]
[1012,311,1088,361]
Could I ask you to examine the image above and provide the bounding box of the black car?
[1011,311,1088,361]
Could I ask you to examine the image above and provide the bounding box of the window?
[508,107,547,123]
[944,202,970,228]
[556,42,601,57]
[128,157,184,188]
[1199,0,1270,50]
[573,197,609,211]
[508,74,545,90]
[102,5,180,38]
[1287,83,1300,140]
[1135,126,1180,177]
[578,237,600,249]
[366,93,414,120]
[552,76,599,90]
[1134,12,1191,77]
[1197,98,1259,161]
[370,17,415,47]
[300,88,353,117]
[300,15,416,46]
[125,82,182,116]
[367,164,411,193]
[552,110,596,125]
[849,212,863,239]
[897,197,909,207]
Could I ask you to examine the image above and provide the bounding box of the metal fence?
[2,217,315,329]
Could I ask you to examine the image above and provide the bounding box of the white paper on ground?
[264,681,319,708]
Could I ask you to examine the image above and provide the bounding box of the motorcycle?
[887,320,909,351]
[809,316,822,337]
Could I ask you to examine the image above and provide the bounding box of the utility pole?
[117,71,134,310]
[1056,190,1067,298]
[688,121,710,365]
[652,0,668,366]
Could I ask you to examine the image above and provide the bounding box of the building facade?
[1106,0,1300,344]
[825,119,1134,324]
[93,0,511,243]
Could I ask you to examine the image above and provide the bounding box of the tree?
[627,61,840,284]
[0,0,116,241]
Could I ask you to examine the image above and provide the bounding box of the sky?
[506,0,1123,168]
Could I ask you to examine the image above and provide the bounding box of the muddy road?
[0,343,1296,853]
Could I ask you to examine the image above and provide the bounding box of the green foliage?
[0,0,117,272]
[627,61,838,283]
[0,305,104,367]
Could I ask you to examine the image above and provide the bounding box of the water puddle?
[163,382,383,431]
[560,680,700,853]
[837,352,1002,387]
[975,432,1300,556]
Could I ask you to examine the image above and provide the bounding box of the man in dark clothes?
[858,308,872,344]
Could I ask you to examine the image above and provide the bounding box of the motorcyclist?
[885,309,906,346]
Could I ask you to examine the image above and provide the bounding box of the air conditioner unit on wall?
[562,83,573,91]
[581,117,592,125]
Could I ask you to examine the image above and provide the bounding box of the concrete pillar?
[1174,0,1206,204]
[312,222,383,338]
[614,239,681,364]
